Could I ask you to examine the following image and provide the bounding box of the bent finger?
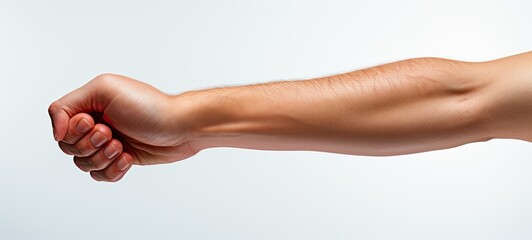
[61,113,95,144]
[73,139,123,172]
[58,123,112,157]
[90,152,133,182]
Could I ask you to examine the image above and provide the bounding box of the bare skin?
[48,51,532,182]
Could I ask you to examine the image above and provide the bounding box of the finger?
[73,139,123,172]
[90,152,133,182]
[58,123,112,157]
[61,113,95,144]
[48,100,71,142]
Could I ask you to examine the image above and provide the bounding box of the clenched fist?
[48,74,199,182]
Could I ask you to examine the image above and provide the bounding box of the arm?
[49,52,532,182]
[179,57,496,156]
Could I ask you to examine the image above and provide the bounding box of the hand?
[48,74,198,182]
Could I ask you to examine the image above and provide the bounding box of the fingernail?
[76,119,92,134]
[104,144,119,159]
[90,132,108,148]
[117,156,129,171]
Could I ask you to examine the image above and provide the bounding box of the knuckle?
[62,134,78,145]
[90,169,124,182]
[73,158,91,172]
[94,73,116,80]
[72,148,82,156]
[75,139,98,157]
[59,142,77,155]
[97,170,109,181]
[79,152,93,158]
[109,174,123,182]
[90,171,103,181]
[92,73,118,87]
[73,146,88,157]
[62,138,75,145]
[91,157,111,170]
[48,100,61,115]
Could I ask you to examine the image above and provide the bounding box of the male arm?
[179,57,497,156]
[49,52,532,182]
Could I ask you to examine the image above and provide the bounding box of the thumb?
[48,77,110,141]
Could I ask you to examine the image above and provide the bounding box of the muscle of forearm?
[181,57,495,156]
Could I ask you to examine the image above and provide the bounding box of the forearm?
[176,57,498,156]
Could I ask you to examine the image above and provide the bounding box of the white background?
[1,0,532,239]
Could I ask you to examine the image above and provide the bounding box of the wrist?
[171,87,250,152]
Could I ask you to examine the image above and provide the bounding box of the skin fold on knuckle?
[90,171,106,181]
[59,141,80,156]
[73,157,93,172]
[109,173,125,182]
[91,156,114,171]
